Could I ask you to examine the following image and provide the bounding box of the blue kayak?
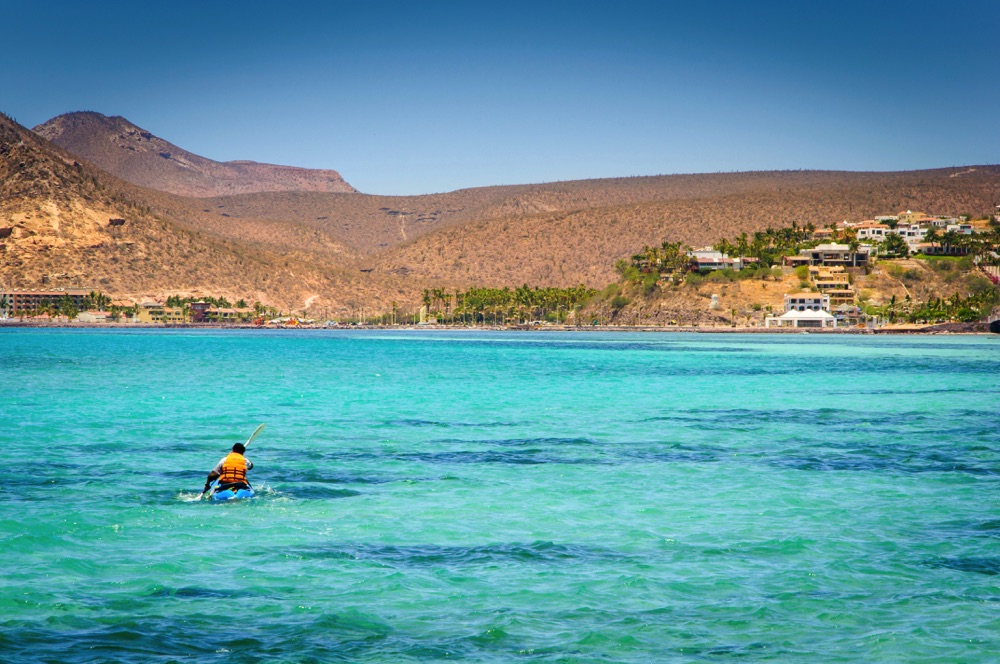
[206,480,255,501]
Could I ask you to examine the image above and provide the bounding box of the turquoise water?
[2,329,999,662]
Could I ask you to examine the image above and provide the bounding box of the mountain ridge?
[34,111,357,198]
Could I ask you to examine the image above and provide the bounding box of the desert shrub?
[707,270,733,283]
[965,274,995,296]
[642,272,659,295]
[610,295,630,310]
[685,272,705,287]
[901,269,922,282]
[885,264,904,278]
[794,265,810,281]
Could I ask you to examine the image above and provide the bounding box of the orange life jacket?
[219,452,248,484]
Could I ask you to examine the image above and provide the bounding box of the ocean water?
[1,329,998,663]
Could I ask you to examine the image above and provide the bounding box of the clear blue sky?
[5,0,998,195]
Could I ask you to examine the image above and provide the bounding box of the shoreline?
[0,320,991,335]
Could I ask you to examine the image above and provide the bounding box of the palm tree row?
[421,285,597,325]
[866,288,1000,324]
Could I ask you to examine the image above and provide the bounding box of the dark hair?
[232,443,246,454]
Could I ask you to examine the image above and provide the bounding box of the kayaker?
[202,443,254,495]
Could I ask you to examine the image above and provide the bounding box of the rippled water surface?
[2,329,999,662]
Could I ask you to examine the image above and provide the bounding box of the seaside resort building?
[136,301,187,324]
[1,288,92,315]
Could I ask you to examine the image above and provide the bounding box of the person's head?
[232,443,246,454]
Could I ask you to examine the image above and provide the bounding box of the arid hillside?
[163,168,1000,264]
[0,112,391,313]
[34,112,357,198]
[367,168,1000,288]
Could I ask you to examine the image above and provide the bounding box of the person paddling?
[202,442,254,496]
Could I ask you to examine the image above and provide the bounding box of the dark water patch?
[395,449,607,465]
[970,520,1000,534]
[309,449,608,466]
[823,387,977,396]
[770,440,1000,476]
[926,556,1000,576]
[623,443,724,464]
[433,436,600,447]
[266,469,399,485]
[381,418,519,429]
[0,611,397,663]
[288,540,626,567]
[148,585,259,600]
[639,407,999,444]
[282,485,363,500]
[632,356,1000,380]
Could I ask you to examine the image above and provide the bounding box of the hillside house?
[898,210,929,225]
[809,266,855,307]
[891,223,928,249]
[688,249,749,271]
[854,222,890,241]
[792,243,870,267]
[912,243,969,256]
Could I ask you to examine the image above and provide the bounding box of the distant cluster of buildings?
[0,289,256,324]
[690,209,994,329]
[835,210,975,255]
[687,210,984,278]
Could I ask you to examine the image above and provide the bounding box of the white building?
[783,294,830,312]
[855,223,890,241]
[765,309,837,329]
[764,293,836,328]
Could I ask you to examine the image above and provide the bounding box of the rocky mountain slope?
[0,112,387,312]
[34,112,357,197]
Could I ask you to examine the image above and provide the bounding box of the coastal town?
[3,209,999,332]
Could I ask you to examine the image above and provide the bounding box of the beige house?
[76,310,110,323]
[810,266,855,307]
